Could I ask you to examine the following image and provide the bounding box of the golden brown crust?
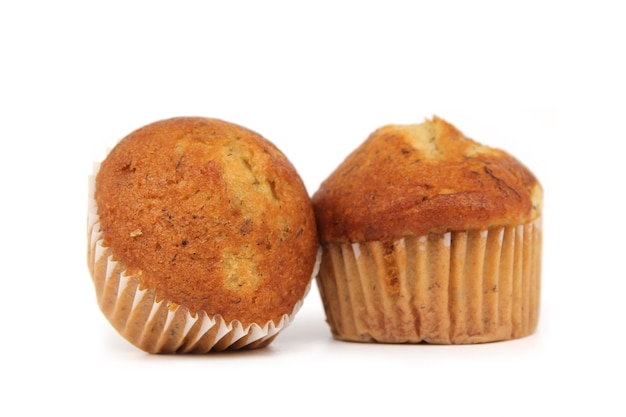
[312,116,543,243]
[95,117,318,326]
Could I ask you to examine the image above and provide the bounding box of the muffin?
[87,117,320,353]
[312,116,542,344]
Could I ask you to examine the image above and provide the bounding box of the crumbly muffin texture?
[95,117,318,327]
[313,116,542,242]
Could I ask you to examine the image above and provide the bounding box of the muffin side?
[316,220,541,343]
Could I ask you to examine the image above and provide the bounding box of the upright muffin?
[312,116,542,344]
[87,117,319,353]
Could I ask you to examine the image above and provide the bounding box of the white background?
[1,1,624,415]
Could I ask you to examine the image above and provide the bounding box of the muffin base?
[316,219,542,344]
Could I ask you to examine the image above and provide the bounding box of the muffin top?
[312,116,542,243]
[95,117,319,326]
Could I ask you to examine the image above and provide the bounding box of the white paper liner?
[87,168,321,353]
[316,219,542,344]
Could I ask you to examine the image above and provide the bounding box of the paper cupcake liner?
[87,166,319,353]
[316,219,542,344]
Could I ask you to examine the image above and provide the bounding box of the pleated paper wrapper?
[316,220,542,344]
[87,164,319,353]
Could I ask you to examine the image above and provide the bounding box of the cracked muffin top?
[312,116,543,243]
[95,117,319,326]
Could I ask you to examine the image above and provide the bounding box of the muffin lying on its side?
[312,116,542,344]
[87,117,320,353]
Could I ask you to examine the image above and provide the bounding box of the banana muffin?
[312,116,542,344]
[88,117,319,353]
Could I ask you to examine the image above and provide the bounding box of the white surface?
[1,1,624,416]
